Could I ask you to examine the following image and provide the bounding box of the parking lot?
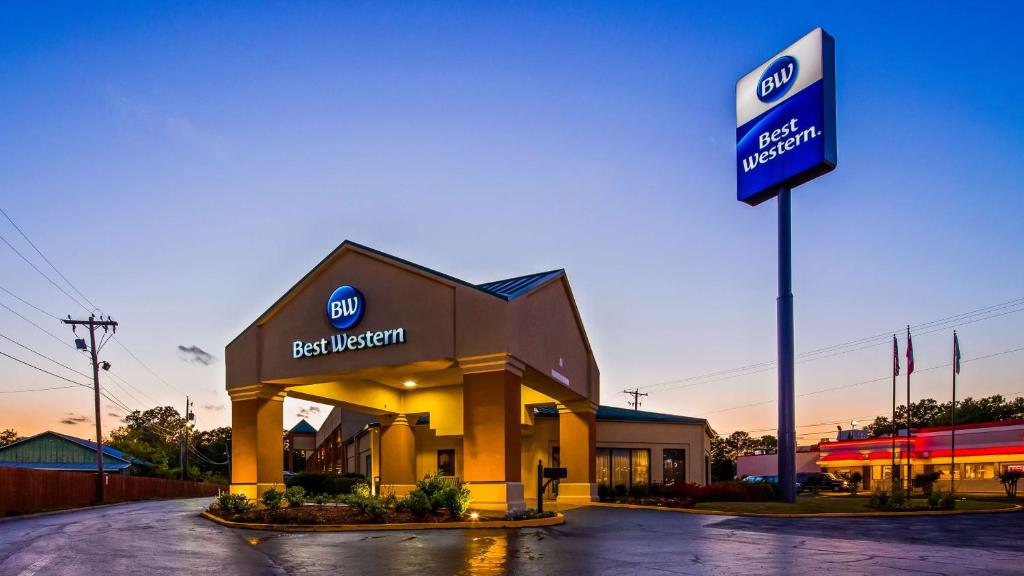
[0,498,1021,575]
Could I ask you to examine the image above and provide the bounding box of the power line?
[0,233,90,313]
[0,207,98,310]
[0,385,82,394]
[0,284,61,320]
[0,331,91,379]
[698,344,1024,417]
[112,337,185,396]
[0,349,91,387]
[641,299,1024,394]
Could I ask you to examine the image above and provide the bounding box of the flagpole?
[906,325,912,500]
[891,335,897,495]
[951,330,957,494]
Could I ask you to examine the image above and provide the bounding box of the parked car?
[797,472,850,492]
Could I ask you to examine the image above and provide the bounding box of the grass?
[692,494,1016,514]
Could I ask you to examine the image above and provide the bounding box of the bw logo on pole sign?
[736,28,837,205]
[326,285,364,330]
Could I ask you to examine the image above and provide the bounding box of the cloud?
[108,412,121,418]
[104,87,228,156]
[177,345,215,366]
[295,405,321,419]
[60,413,90,425]
[204,404,224,411]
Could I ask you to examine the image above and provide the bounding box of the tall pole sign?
[736,28,836,503]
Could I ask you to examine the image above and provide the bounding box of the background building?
[0,431,148,475]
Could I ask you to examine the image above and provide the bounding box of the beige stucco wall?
[596,420,712,485]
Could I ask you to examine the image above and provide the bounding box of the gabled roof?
[233,240,576,343]
[0,431,147,467]
[289,419,317,434]
[477,270,564,301]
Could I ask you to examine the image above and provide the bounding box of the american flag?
[906,326,915,375]
[953,331,961,375]
[893,335,900,376]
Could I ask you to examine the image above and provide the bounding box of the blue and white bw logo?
[326,285,364,330]
[757,55,798,103]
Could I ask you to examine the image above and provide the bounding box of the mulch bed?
[214,505,497,525]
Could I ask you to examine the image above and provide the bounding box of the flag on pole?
[893,335,900,376]
[953,331,961,375]
[906,327,915,375]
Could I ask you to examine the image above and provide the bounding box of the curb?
[587,501,1023,518]
[200,510,564,532]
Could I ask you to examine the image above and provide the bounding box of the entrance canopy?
[226,241,600,510]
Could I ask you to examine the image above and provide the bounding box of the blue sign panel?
[326,285,365,330]
[736,28,836,206]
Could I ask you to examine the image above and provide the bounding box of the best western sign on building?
[292,284,407,359]
[736,28,837,205]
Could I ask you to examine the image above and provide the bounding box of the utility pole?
[62,314,117,504]
[181,396,194,481]
[623,388,648,411]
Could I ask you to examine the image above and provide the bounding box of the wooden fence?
[1,467,223,516]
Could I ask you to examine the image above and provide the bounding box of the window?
[663,449,686,486]
[963,463,995,479]
[596,448,650,489]
[437,449,455,476]
[364,454,372,479]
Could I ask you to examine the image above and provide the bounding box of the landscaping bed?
[206,472,557,528]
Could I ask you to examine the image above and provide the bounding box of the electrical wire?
[0,349,91,388]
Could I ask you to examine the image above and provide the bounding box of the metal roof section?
[529,405,708,425]
[289,419,317,434]
[476,270,564,301]
[0,430,146,468]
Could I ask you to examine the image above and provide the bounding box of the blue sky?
[1,2,1022,441]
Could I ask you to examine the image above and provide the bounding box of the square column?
[379,413,416,496]
[556,401,598,506]
[461,356,525,513]
[229,385,286,502]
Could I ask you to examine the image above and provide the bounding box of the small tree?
[915,472,941,496]
[998,470,1022,497]
[848,472,863,495]
[261,487,284,510]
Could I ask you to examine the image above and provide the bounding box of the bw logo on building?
[326,285,365,330]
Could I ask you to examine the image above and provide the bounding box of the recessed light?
[403,380,417,388]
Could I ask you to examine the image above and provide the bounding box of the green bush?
[628,483,650,498]
[440,484,473,518]
[927,489,942,509]
[941,491,956,510]
[405,489,433,519]
[284,486,307,508]
[285,472,369,496]
[507,508,556,520]
[597,484,614,501]
[347,494,387,521]
[313,493,332,508]
[214,492,253,514]
[261,487,284,511]
[352,482,372,498]
[868,490,890,509]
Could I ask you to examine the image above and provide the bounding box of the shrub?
[348,494,387,521]
[597,484,614,502]
[507,508,556,521]
[284,486,307,508]
[628,483,650,498]
[214,492,253,514]
[890,489,906,507]
[405,489,433,519]
[261,488,284,511]
[941,491,956,510]
[440,484,472,518]
[927,489,942,509]
[868,490,890,509]
[649,483,664,497]
[313,493,332,509]
[352,482,372,499]
[285,472,369,496]
[849,472,863,495]
[998,470,1023,497]
[914,472,941,496]
[614,484,627,498]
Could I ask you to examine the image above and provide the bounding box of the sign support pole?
[777,185,797,503]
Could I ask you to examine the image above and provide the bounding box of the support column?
[556,400,598,506]
[461,356,525,513]
[379,413,416,496]
[229,385,286,502]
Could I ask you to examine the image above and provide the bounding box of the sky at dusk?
[1,2,1022,444]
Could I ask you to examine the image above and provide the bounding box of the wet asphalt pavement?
[0,498,1021,575]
